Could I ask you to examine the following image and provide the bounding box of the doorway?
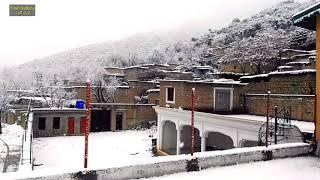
[67,117,75,135]
[91,109,111,132]
[116,112,123,130]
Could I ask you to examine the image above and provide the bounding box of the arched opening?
[206,132,234,151]
[161,121,177,154]
[240,140,259,148]
[180,125,201,154]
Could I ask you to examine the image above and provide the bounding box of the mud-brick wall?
[148,91,160,105]
[159,81,215,112]
[245,94,315,122]
[242,73,316,95]
[124,105,157,129]
[160,81,244,113]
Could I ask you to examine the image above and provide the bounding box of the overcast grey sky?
[0,0,305,67]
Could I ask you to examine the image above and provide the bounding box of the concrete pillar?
[157,117,162,149]
[200,131,207,152]
[201,136,206,152]
[111,108,116,131]
[176,125,180,155]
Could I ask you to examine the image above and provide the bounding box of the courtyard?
[33,128,156,170]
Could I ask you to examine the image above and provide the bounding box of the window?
[38,117,46,130]
[53,117,60,129]
[166,87,175,103]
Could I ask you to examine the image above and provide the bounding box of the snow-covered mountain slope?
[1,0,318,87]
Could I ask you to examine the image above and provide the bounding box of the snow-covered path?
[147,157,320,180]
[0,123,23,173]
[33,129,156,171]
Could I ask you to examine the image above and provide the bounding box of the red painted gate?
[80,117,86,134]
[67,117,75,135]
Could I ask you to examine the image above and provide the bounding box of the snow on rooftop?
[160,79,246,85]
[193,65,213,70]
[20,96,51,102]
[239,73,269,80]
[240,69,315,81]
[160,70,181,73]
[282,49,315,54]
[118,85,130,89]
[124,66,149,70]
[32,107,86,112]
[269,69,315,75]
[142,63,170,67]
[211,72,250,76]
[147,89,160,93]
[106,73,124,76]
[277,66,293,69]
[286,62,310,65]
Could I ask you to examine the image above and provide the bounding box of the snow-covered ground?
[0,123,23,173]
[147,157,320,180]
[33,128,156,171]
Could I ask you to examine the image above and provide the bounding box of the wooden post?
[84,79,91,168]
[190,88,195,156]
[316,16,320,143]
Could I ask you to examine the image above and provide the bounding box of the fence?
[19,110,34,171]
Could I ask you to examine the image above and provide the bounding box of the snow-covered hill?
[0,0,318,88]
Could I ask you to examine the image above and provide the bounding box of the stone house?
[159,79,247,114]
[31,102,157,138]
[32,108,86,137]
[2,96,49,126]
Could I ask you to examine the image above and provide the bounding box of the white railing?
[18,111,33,172]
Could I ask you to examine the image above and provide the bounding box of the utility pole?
[84,79,91,168]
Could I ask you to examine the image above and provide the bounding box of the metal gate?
[258,106,304,146]
[215,89,231,112]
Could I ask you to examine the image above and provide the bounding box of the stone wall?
[91,104,157,130]
[242,72,316,95]
[148,91,160,105]
[73,81,158,104]
[115,105,157,129]
[244,94,315,122]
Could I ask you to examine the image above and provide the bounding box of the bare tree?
[128,52,138,66]
[108,54,127,67]
[0,82,16,134]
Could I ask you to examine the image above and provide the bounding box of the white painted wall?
[7,143,311,180]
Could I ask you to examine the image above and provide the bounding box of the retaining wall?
[2,143,311,180]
